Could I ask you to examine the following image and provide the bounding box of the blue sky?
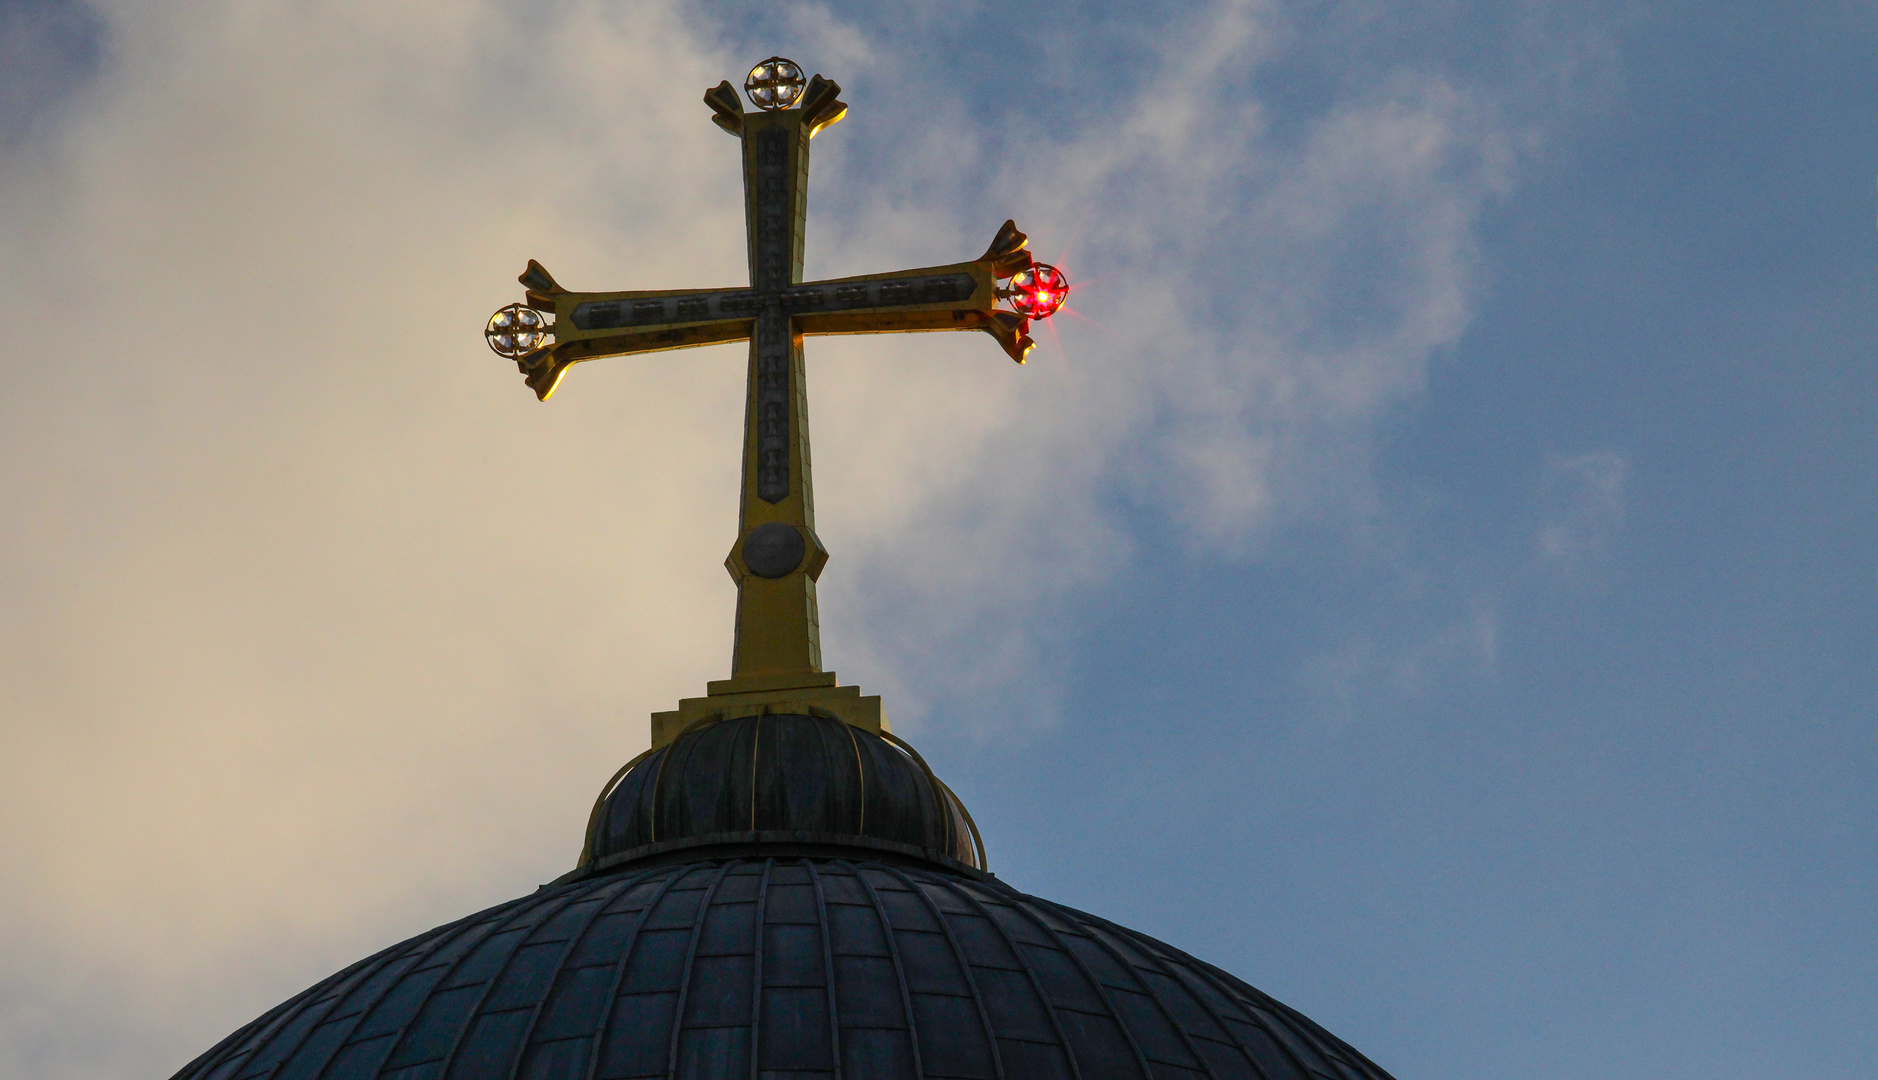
[0,2,1871,1078]
[924,5,1878,1077]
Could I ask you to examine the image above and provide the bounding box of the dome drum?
[579,712,985,874]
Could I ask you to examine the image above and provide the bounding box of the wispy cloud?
[1536,449,1629,571]
[809,2,1520,725]
[1300,592,1501,729]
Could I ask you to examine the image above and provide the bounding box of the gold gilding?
[498,71,1039,746]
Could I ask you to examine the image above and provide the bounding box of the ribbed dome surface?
[587,714,982,872]
[171,856,1396,1080]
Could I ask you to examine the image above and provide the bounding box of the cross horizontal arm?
[789,263,1023,343]
[563,264,986,339]
[508,266,755,397]
[504,220,1039,400]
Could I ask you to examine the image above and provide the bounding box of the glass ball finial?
[486,303,548,359]
[745,57,806,111]
[1005,263,1070,320]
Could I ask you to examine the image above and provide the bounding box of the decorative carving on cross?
[487,60,1069,746]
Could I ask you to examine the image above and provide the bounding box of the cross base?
[650,670,886,748]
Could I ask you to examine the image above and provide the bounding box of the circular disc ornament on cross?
[742,522,806,578]
[1005,263,1069,319]
[745,57,806,111]
[485,303,548,359]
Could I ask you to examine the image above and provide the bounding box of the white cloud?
[0,0,1530,1074]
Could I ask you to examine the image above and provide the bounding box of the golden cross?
[487,59,1064,745]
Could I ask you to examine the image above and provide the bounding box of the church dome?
[583,712,983,873]
[171,855,1397,1080]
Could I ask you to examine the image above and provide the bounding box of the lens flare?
[1006,264,1069,319]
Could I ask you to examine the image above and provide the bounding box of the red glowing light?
[1006,263,1069,319]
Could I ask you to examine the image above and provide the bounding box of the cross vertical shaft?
[731,108,823,679]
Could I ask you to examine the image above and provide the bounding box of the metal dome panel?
[172,857,1395,1080]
